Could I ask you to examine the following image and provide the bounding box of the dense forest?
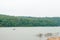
[0,14,60,27]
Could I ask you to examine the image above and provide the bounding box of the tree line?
[0,14,60,27]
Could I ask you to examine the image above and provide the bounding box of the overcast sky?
[0,0,60,17]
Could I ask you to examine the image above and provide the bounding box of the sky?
[0,0,60,17]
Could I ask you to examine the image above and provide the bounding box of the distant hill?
[0,14,60,27]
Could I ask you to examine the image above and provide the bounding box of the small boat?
[12,28,16,30]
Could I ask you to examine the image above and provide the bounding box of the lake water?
[0,27,60,40]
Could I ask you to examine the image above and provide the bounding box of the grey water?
[0,27,60,40]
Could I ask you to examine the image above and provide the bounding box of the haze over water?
[0,27,60,40]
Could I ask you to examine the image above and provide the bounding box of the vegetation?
[0,14,60,27]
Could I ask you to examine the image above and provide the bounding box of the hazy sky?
[0,0,60,17]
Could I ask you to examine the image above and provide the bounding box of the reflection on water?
[0,27,60,40]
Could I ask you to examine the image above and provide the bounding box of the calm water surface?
[0,27,60,40]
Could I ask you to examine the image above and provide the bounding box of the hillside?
[0,14,60,27]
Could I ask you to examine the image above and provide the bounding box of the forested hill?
[0,14,60,27]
